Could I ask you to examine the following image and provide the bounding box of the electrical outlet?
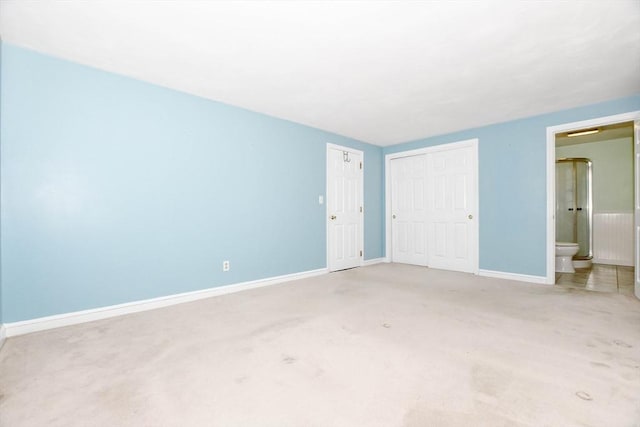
[223,260,230,272]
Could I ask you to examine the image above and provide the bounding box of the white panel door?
[391,155,428,266]
[327,146,363,272]
[426,145,477,273]
[635,120,640,298]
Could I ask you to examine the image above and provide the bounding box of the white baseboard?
[0,324,6,350]
[4,268,328,338]
[362,257,388,266]
[479,269,550,285]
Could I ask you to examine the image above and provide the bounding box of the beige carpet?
[1,264,639,427]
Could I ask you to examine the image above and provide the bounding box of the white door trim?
[545,110,640,286]
[326,143,364,271]
[385,138,479,273]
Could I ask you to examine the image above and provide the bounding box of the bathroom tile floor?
[555,263,635,295]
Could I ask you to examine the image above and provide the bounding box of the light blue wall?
[384,95,640,277]
[1,42,639,323]
[0,44,384,322]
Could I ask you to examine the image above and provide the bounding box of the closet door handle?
[576,207,583,211]
[568,208,574,211]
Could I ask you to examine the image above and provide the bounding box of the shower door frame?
[555,158,593,260]
[546,110,640,292]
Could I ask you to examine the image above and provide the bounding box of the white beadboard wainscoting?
[593,212,634,266]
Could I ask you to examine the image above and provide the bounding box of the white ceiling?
[1,1,639,146]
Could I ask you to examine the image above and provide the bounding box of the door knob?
[468,214,473,219]
[330,215,336,220]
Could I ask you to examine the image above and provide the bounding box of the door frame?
[385,138,479,273]
[545,110,640,287]
[326,143,364,271]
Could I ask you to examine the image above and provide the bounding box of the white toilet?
[555,242,580,273]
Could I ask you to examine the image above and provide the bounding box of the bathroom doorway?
[546,113,640,297]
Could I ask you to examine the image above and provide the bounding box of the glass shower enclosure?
[556,158,593,260]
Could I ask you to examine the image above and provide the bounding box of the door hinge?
[360,206,363,213]
[360,250,363,257]
[359,161,362,170]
